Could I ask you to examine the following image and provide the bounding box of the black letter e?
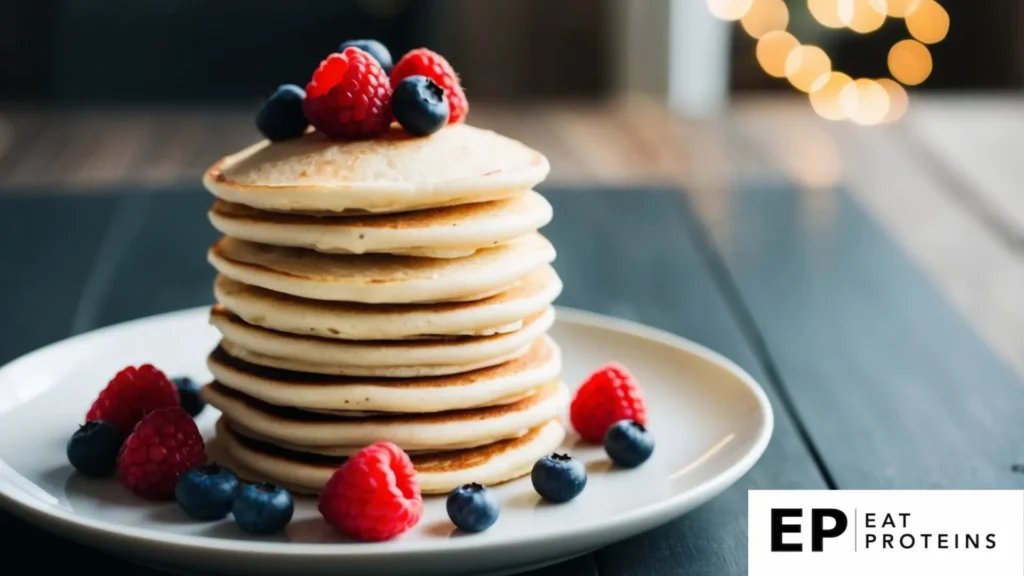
[771,508,803,552]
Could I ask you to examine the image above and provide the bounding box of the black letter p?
[811,509,848,552]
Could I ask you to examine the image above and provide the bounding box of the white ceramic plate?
[0,306,772,576]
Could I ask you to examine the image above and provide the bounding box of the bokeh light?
[888,39,933,85]
[716,0,948,124]
[706,0,754,21]
[785,45,832,92]
[809,71,854,121]
[885,0,920,17]
[741,0,790,39]
[839,0,888,34]
[808,0,845,28]
[756,31,800,78]
[905,0,949,44]
[839,78,891,125]
[876,78,909,123]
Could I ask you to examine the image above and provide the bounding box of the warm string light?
[705,0,948,124]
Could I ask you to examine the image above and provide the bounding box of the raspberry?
[318,442,423,541]
[570,362,647,443]
[391,48,468,124]
[86,364,179,434]
[303,47,393,139]
[117,407,206,500]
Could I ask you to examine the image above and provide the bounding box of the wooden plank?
[728,98,1024,382]
[904,96,1024,244]
[696,172,1024,489]
[84,189,220,329]
[0,193,118,362]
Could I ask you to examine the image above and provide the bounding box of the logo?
[749,490,1024,575]
[770,507,848,552]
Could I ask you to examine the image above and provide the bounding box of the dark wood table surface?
[1,94,1023,575]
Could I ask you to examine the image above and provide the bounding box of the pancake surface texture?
[212,266,561,341]
[214,418,567,494]
[203,124,550,214]
[200,380,568,450]
[207,191,552,258]
[208,233,555,304]
[207,335,561,412]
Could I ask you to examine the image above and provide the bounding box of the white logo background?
[749,490,1024,576]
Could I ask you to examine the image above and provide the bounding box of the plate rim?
[0,305,774,560]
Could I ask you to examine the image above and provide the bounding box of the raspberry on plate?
[117,407,206,501]
[318,441,423,541]
[303,47,393,140]
[86,364,180,434]
[570,362,647,443]
[391,48,468,124]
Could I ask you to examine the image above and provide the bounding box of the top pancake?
[203,124,550,214]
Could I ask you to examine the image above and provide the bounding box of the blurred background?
[0,0,1015,112]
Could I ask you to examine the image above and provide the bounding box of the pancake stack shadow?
[198,124,567,495]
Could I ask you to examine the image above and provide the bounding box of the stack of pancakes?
[199,124,567,495]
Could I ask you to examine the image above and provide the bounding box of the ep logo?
[771,508,848,552]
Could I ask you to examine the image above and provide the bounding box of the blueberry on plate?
[392,75,449,137]
[66,420,124,477]
[232,482,294,535]
[337,39,393,73]
[175,464,240,521]
[256,84,309,142]
[173,376,205,418]
[603,420,655,468]
[446,482,500,532]
[531,453,587,503]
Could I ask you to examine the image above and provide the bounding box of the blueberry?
[66,420,124,477]
[174,464,240,521]
[256,84,309,142]
[446,482,500,532]
[173,376,205,418]
[603,420,655,468]
[337,39,393,73]
[232,482,294,535]
[531,453,587,503]
[392,75,449,137]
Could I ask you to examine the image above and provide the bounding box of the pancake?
[218,338,531,378]
[212,266,562,341]
[203,124,550,214]
[199,380,569,450]
[207,191,553,258]
[209,305,554,372]
[207,335,562,413]
[212,418,567,495]
[207,233,556,304]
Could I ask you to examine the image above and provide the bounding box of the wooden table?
[1,94,1023,575]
